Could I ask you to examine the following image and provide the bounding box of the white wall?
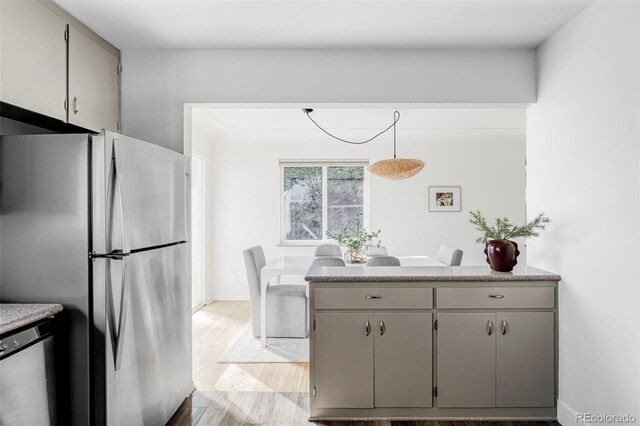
[527,2,640,425]
[192,108,526,301]
[121,48,536,152]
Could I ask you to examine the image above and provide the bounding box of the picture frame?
[428,186,461,212]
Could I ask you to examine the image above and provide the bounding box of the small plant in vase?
[469,210,550,272]
[326,215,381,264]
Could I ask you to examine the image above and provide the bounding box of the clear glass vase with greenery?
[326,214,381,263]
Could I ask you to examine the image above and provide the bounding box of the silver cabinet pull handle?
[501,319,508,335]
[73,97,79,114]
[379,320,386,335]
[365,320,371,336]
[489,294,504,299]
[487,320,493,336]
[365,295,382,299]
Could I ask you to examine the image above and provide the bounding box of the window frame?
[279,160,370,246]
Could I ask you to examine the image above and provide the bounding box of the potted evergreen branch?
[469,210,550,272]
[326,214,381,264]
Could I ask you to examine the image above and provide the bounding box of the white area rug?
[218,324,309,364]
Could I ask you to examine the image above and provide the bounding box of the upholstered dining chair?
[437,245,464,266]
[243,246,308,338]
[365,246,388,257]
[366,256,401,266]
[314,244,342,257]
[312,257,346,267]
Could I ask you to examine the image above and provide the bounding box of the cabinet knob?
[379,320,386,335]
[73,97,79,114]
[487,319,493,336]
[365,295,382,300]
[365,320,371,336]
[488,294,504,299]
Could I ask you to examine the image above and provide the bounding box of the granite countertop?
[0,304,63,334]
[305,265,561,282]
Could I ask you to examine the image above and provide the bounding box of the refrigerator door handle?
[112,140,129,254]
[107,256,128,371]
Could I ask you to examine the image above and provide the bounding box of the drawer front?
[314,287,433,310]
[437,287,555,309]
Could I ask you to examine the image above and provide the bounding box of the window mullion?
[322,166,328,241]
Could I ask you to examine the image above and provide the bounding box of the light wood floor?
[168,301,559,426]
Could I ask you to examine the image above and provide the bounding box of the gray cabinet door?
[374,313,433,407]
[314,312,374,408]
[496,312,555,407]
[437,313,496,407]
[0,1,67,121]
[68,26,120,132]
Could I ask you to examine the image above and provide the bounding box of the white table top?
[262,255,444,275]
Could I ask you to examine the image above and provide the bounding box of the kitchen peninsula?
[305,265,561,421]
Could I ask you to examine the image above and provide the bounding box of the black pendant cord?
[393,110,399,158]
[304,109,400,145]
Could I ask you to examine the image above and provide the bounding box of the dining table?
[259,255,445,347]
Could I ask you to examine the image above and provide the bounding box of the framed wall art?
[428,186,461,212]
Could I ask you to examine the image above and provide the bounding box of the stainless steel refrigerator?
[0,131,192,425]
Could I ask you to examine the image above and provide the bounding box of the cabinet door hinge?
[116,121,121,131]
[117,63,122,74]
[312,386,316,397]
[64,100,68,111]
[313,319,316,331]
[64,28,68,41]
[433,386,438,398]
[433,319,438,331]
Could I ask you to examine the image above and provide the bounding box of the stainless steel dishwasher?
[0,319,57,426]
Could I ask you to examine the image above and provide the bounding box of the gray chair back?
[314,244,342,257]
[312,257,346,267]
[437,245,464,266]
[366,246,388,257]
[366,256,401,266]
[243,246,266,303]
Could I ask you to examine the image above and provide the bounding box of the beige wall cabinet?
[0,1,120,132]
[0,1,67,121]
[68,26,120,132]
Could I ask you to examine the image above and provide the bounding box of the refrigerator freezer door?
[102,131,190,252]
[93,243,192,426]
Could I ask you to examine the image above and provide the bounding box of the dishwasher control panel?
[0,320,53,359]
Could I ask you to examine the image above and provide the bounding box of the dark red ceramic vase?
[484,240,520,272]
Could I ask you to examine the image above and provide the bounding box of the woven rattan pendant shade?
[368,158,425,180]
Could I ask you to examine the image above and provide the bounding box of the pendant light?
[303,109,424,180]
[367,111,425,180]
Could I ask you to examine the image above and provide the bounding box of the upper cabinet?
[68,26,120,132]
[0,1,67,121]
[0,0,120,133]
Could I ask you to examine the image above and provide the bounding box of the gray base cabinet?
[437,313,496,408]
[374,312,433,408]
[496,312,555,407]
[309,281,559,421]
[314,312,374,409]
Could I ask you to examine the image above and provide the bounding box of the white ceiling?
[202,107,526,131]
[53,0,590,50]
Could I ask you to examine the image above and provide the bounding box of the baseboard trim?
[558,399,590,426]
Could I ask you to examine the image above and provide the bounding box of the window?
[281,161,368,244]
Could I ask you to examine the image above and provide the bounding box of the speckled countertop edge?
[0,304,64,334]
[304,266,561,283]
